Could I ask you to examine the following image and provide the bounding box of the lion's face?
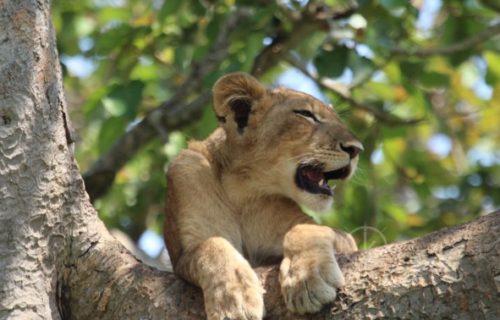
[213,73,362,212]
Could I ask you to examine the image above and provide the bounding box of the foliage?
[52,0,500,251]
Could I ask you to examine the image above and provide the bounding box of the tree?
[0,0,499,319]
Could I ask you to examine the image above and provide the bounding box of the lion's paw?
[333,230,358,253]
[204,266,265,320]
[279,252,344,314]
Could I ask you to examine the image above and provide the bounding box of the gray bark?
[0,0,71,318]
[0,1,499,320]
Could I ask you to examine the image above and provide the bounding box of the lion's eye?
[293,110,319,123]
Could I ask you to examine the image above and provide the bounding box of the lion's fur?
[164,73,361,319]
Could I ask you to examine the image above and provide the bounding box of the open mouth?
[295,164,351,196]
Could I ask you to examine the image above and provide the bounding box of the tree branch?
[391,21,500,57]
[251,1,357,77]
[64,211,500,319]
[285,54,424,126]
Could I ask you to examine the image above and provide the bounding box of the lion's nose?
[340,141,363,159]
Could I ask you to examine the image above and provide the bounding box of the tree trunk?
[0,1,499,320]
[0,0,73,318]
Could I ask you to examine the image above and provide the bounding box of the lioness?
[164,72,362,319]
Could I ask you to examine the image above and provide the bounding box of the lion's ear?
[212,72,266,134]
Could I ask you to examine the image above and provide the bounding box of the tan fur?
[164,73,362,319]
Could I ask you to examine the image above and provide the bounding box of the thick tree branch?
[64,211,500,319]
[391,22,500,57]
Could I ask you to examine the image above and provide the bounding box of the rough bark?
[0,0,73,318]
[1,1,499,320]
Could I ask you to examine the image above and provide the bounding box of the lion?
[163,72,362,319]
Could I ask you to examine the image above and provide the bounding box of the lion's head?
[212,73,363,212]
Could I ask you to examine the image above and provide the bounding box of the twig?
[251,1,357,76]
[284,53,424,126]
[349,53,394,90]
[391,21,500,57]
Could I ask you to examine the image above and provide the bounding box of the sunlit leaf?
[484,51,500,85]
[102,97,126,117]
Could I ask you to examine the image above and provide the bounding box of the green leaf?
[380,0,407,10]
[315,45,349,78]
[130,62,159,81]
[97,117,127,153]
[324,0,356,6]
[419,71,450,88]
[366,82,396,101]
[399,61,423,79]
[442,16,483,65]
[484,51,500,85]
[98,7,130,23]
[94,24,134,55]
[159,1,182,22]
[103,81,145,119]
[102,97,127,117]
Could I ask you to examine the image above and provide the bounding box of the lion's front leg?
[177,237,265,320]
[279,224,357,314]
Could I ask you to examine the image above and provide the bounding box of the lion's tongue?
[296,165,332,196]
[304,167,324,184]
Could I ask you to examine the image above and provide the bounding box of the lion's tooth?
[318,179,324,186]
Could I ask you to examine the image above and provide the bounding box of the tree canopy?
[52,0,500,254]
